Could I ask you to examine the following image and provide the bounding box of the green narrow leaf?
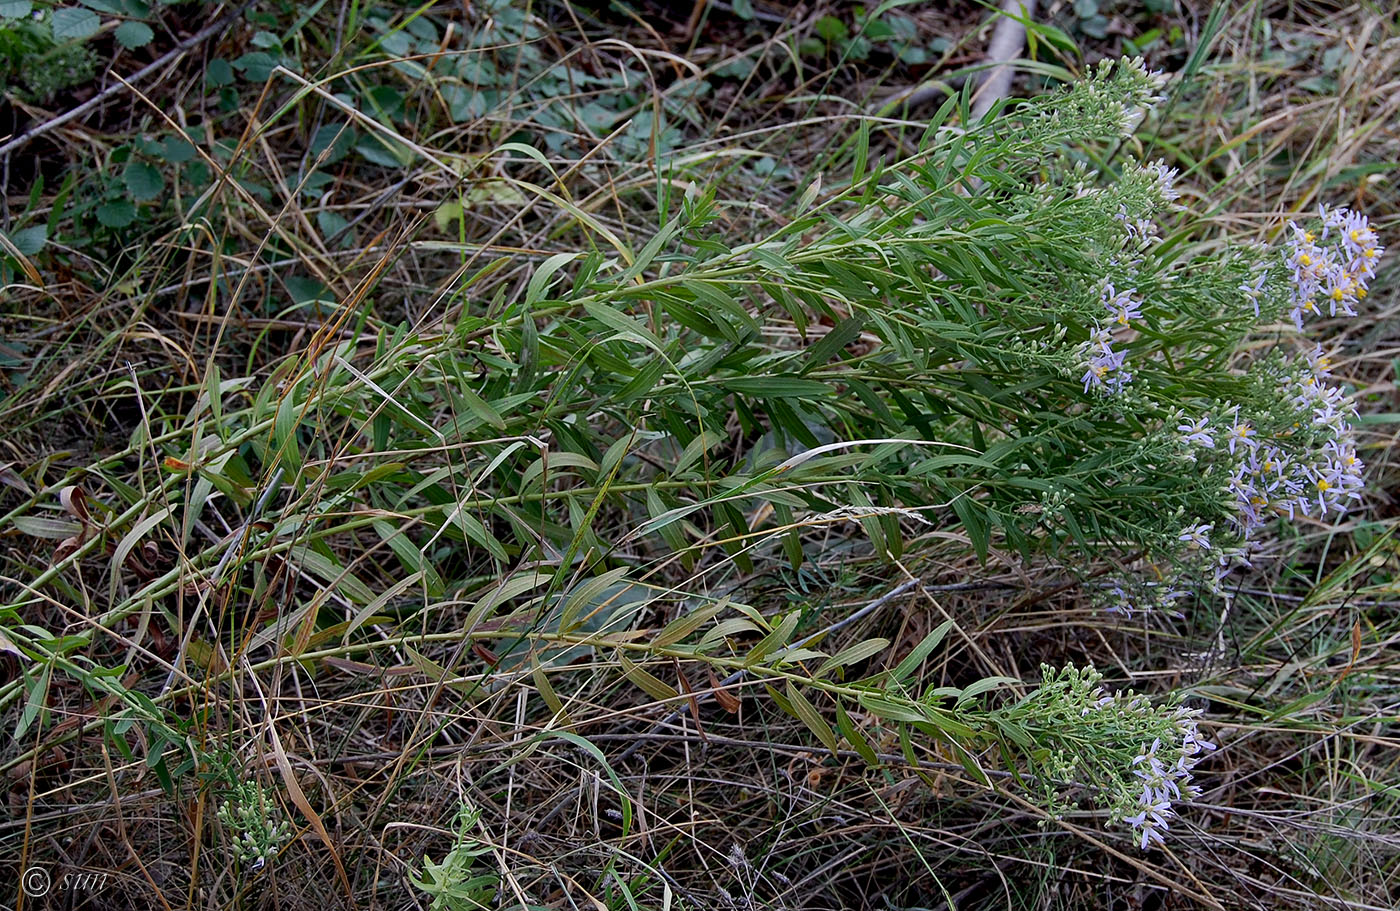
[955,675,1018,707]
[835,700,880,766]
[618,652,679,703]
[295,547,376,605]
[621,216,683,282]
[559,567,631,635]
[531,656,571,726]
[372,520,444,598]
[816,638,890,678]
[526,251,582,305]
[454,384,506,430]
[15,664,51,741]
[950,494,989,564]
[695,617,764,654]
[272,393,304,478]
[852,118,870,185]
[857,693,928,725]
[786,681,838,755]
[11,516,83,539]
[108,506,174,606]
[800,316,864,374]
[584,301,667,353]
[645,488,690,560]
[537,731,632,836]
[888,618,952,685]
[746,611,799,666]
[722,376,832,398]
[652,600,726,649]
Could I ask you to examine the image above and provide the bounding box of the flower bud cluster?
[1007,665,1215,851]
[218,780,292,871]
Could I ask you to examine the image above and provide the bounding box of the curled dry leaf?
[708,667,741,714]
[53,536,84,563]
[53,485,100,562]
[59,485,92,526]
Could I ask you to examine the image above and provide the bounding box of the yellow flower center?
[1317,478,1331,492]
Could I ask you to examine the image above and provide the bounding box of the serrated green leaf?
[7,225,46,255]
[114,19,154,48]
[96,200,136,228]
[51,7,100,40]
[123,161,164,201]
[205,58,234,87]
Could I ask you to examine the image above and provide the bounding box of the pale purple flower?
[1225,412,1257,455]
[1178,523,1212,550]
[1103,283,1144,326]
[1177,414,1213,449]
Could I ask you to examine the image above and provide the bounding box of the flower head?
[1178,523,1212,550]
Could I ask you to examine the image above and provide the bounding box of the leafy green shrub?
[0,1,158,101]
[0,4,97,102]
[4,56,1385,859]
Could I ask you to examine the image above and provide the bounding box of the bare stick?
[972,0,1038,121]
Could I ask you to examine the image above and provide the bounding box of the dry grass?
[2,2,1399,909]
